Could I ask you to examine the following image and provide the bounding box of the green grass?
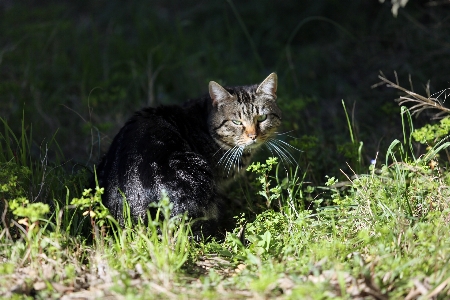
[2,107,450,299]
[2,1,450,298]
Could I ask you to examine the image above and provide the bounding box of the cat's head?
[208,73,281,151]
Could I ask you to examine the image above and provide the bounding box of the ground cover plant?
[2,0,450,299]
[3,83,450,299]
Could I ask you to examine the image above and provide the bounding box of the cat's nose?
[248,133,257,140]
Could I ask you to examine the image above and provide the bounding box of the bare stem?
[376,72,450,118]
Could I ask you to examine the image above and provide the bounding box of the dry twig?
[375,72,450,119]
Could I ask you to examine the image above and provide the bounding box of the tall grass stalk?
[341,100,363,173]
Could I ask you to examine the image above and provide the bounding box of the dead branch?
[375,72,450,119]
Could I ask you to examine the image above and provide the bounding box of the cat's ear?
[256,72,277,98]
[209,81,233,106]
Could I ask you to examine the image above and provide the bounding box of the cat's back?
[96,102,217,223]
[97,105,191,188]
[123,105,188,139]
[114,104,207,155]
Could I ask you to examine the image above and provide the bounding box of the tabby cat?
[95,73,284,238]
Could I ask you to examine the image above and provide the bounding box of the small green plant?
[8,197,50,230]
[411,116,450,145]
[1,163,31,203]
[247,157,281,208]
[323,175,347,207]
[0,161,51,237]
[71,186,112,236]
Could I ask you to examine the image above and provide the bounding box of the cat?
[95,73,283,239]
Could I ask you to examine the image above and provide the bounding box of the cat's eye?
[257,114,267,122]
[232,120,243,125]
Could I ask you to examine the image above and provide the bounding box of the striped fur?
[95,73,285,239]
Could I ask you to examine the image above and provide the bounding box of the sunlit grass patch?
[3,100,450,298]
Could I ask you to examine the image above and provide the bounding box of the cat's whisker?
[224,148,235,176]
[225,146,242,177]
[219,150,235,170]
[279,148,298,167]
[267,142,291,165]
[227,150,237,176]
[234,146,244,174]
[265,142,282,161]
[274,131,299,140]
[213,147,225,158]
[272,139,302,152]
[267,144,291,168]
[267,140,298,166]
[270,138,300,154]
[265,142,290,173]
[265,143,279,163]
[272,141,299,166]
[286,134,298,140]
[217,146,237,167]
[216,152,228,167]
[275,130,295,136]
[221,146,238,173]
[236,147,244,172]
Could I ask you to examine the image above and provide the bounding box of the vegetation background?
[1,0,449,181]
[2,0,450,299]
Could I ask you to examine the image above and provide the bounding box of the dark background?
[1,0,449,184]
